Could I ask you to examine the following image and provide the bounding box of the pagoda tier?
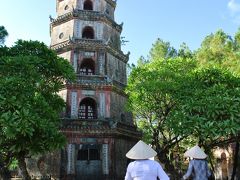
[50,38,129,63]
[51,9,123,33]
[62,119,140,140]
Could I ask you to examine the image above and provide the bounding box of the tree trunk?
[18,156,31,180]
[231,142,239,180]
[0,167,11,180]
[236,146,240,179]
[152,131,180,179]
[204,144,216,179]
[0,157,11,180]
[157,152,179,179]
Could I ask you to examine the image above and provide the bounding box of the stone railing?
[75,75,112,86]
[74,38,104,47]
[67,75,126,90]
[61,118,110,131]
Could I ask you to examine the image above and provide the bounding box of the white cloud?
[227,0,240,24]
[228,0,240,14]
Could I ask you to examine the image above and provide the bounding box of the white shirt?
[125,159,170,180]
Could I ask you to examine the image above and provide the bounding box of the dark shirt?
[183,159,211,180]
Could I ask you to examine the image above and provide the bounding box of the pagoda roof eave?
[51,9,122,33]
[50,39,129,63]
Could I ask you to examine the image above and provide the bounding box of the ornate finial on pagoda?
[69,35,75,43]
[105,37,111,45]
[105,75,112,83]
[49,15,54,22]
[72,7,78,16]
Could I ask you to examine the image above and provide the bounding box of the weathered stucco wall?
[57,0,115,19]
[51,20,74,45]
[106,53,126,84]
[26,150,61,179]
[57,0,77,16]
[110,92,132,123]
[114,138,137,179]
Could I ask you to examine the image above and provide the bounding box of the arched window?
[78,98,97,119]
[83,0,93,10]
[78,58,95,75]
[82,26,94,39]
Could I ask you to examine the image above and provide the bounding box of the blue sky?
[1,0,240,64]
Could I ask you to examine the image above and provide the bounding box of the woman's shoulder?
[132,159,159,165]
[145,159,162,167]
[192,159,207,162]
[130,159,161,165]
[191,159,208,165]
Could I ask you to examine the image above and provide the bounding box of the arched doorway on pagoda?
[82,26,94,39]
[78,58,95,75]
[83,0,93,11]
[78,97,97,120]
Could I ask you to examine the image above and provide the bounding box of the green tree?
[149,38,177,60]
[171,67,240,143]
[126,57,196,178]
[0,40,75,179]
[0,26,11,180]
[0,26,8,46]
[149,38,193,60]
[178,42,193,59]
[195,29,240,178]
[172,67,240,177]
[195,29,240,74]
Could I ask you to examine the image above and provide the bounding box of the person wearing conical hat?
[183,145,212,180]
[124,140,169,180]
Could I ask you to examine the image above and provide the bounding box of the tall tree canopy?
[195,29,240,74]
[149,38,193,61]
[171,67,240,145]
[0,26,8,46]
[149,38,177,60]
[0,40,75,179]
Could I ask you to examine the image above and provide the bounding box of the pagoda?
[46,0,140,179]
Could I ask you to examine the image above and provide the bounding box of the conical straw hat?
[126,140,157,159]
[184,145,207,159]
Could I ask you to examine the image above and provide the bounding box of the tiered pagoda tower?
[49,0,140,179]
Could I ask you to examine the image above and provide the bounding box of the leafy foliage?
[171,67,240,144]
[0,26,8,46]
[195,29,240,74]
[148,38,193,61]
[0,40,75,178]
[149,38,177,60]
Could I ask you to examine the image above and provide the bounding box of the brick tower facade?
[41,0,141,179]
